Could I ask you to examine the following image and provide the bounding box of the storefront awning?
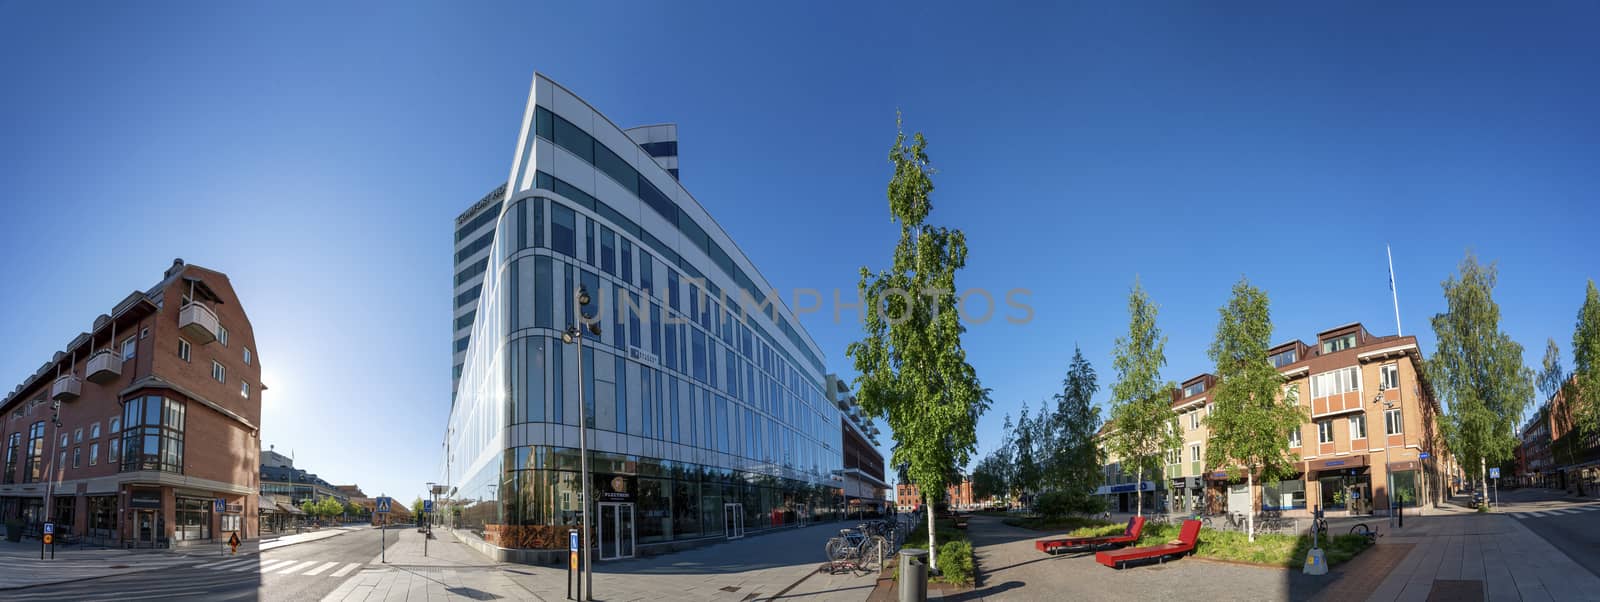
[278,503,305,515]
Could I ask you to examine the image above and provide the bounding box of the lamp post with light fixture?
[562,286,600,601]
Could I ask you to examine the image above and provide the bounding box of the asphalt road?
[1495,487,1600,580]
[7,526,396,602]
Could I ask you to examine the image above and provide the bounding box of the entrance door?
[723,503,744,540]
[136,510,156,546]
[596,503,635,560]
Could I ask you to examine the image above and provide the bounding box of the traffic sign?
[43,534,53,545]
[1419,452,1430,459]
[376,496,392,513]
[423,500,434,513]
[43,523,54,535]
[1490,467,1501,479]
[215,498,226,513]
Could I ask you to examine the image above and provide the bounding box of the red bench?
[1095,519,1201,569]
[1035,516,1145,554]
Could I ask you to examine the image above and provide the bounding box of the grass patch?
[1129,523,1373,568]
[901,518,975,586]
[1002,516,1117,533]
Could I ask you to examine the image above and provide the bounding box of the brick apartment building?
[895,479,977,512]
[0,259,263,547]
[1104,322,1454,518]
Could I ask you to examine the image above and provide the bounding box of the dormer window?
[1322,334,1357,354]
[1183,381,1205,397]
[1270,349,1298,368]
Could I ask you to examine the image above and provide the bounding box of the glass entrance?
[597,502,635,560]
[136,510,157,545]
[723,503,744,540]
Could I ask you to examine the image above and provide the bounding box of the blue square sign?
[1490,467,1500,479]
[376,496,392,513]
[43,523,54,535]
[215,498,226,513]
[423,500,434,513]
[569,531,579,552]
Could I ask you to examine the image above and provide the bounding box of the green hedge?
[1126,523,1372,568]
[936,540,975,586]
[1002,516,1118,532]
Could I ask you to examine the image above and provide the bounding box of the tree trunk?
[1136,466,1144,517]
[926,491,939,572]
[1246,471,1255,542]
[1480,457,1488,505]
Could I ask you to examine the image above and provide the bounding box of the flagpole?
[1387,244,1402,336]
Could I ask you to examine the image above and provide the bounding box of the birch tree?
[1106,280,1178,517]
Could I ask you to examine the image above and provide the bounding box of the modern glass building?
[444,73,846,563]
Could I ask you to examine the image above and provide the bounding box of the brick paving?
[1311,543,1415,601]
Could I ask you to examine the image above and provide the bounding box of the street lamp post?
[563,286,600,602]
[1374,393,1396,528]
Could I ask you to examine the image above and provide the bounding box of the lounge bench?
[1035,516,1145,554]
[1095,519,1201,569]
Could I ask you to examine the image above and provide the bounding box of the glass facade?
[446,83,843,558]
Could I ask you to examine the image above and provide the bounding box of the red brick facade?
[0,260,262,547]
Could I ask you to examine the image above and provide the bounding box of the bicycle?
[1313,517,1329,542]
[1348,523,1379,545]
[825,525,887,573]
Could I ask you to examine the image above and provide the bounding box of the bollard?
[899,549,928,602]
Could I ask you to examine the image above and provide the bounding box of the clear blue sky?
[3,2,1596,501]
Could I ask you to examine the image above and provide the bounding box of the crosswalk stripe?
[1512,513,1530,519]
[304,561,341,576]
[238,559,290,572]
[330,562,361,577]
[277,560,319,574]
[195,558,253,570]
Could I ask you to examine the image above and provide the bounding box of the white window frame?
[244,347,252,366]
[110,417,120,433]
[1189,410,1200,430]
[73,428,82,443]
[1189,443,1202,462]
[218,325,229,346]
[1380,363,1399,391]
[1166,449,1180,464]
[212,361,226,383]
[241,380,250,398]
[89,442,99,466]
[1386,408,1403,435]
[89,422,100,439]
[1350,414,1367,440]
[1290,427,1302,448]
[1317,420,1334,444]
[122,336,137,360]
[178,338,191,362]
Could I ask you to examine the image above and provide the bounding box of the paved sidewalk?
[323,528,531,601]
[503,521,879,602]
[0,538,203,590]
[1320,500,1600,601]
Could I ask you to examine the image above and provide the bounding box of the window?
[61,434,69,447]
[120,396,185,473]
[1183,381,1205,397]
[1317,420,1334,444]
[599,226,616,276]
[1189,410,1200,430]
[1310,366,1360,398]
[2,432,19,484]
[1165,449,1180,464]
[1189,443,1202,462]
[1350,414,1367,439]
[72,447,80,468]
[1322,333,1356,354]
[1289,427,1302,448]
[244,348,252,366]
[109,438,118,464]
[212,361,226,383]
[550,204,577,257]
[218,326,228,346]
[89,443,98,466]
[1385,408,1403,435]
[74,428,83,443]
[1270,349,1298,368]
[1380,364,1399,391]
[178,338,191,362]
[110,417,120,433]
[241,380,250,398]
[122,336,137,361]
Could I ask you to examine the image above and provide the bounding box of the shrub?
[936,540,975,586]
[1033,491,1073,520]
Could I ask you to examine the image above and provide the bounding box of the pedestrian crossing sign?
[376,496,392,513]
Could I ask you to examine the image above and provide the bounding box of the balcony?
[51,374,82,401]
[179,302,220,344]
[1191,461,1203,476]
[85,349,121,384]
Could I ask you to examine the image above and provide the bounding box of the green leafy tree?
[300,499,317,519]
[969,452,1009,504]
[1573,280,1600,437]
[1046,346,1102,504]
[346,501,364,518]
[318,497,343,521]
[847,116,989,572]
[1012,403,1041,504]
[412,497,425,517]
[1429,253,1534,499]
[1201,278,1306,541]
[1106,280,1179,517]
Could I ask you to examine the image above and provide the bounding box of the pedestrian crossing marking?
[304,561,341,575]
[193,558,252,570]
[240,559,292,572]
[276,560,319,574]
[330,562,362,577]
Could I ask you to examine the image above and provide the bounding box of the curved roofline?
[531,71,826,371]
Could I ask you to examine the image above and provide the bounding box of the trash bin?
[900,548,928,602]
